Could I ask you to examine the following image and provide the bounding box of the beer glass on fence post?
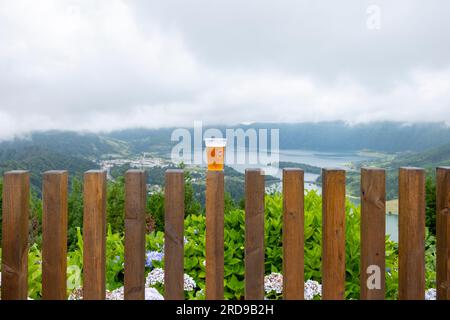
[205,138,227,171]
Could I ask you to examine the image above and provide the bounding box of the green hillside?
[0,146,98,193]
[0,131,130,159]
[346,141,450,200]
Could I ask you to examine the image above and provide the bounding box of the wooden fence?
[1,167,450,300]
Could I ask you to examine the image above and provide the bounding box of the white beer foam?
[204,138,227,147]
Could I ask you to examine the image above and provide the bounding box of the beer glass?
[204,138,227,171]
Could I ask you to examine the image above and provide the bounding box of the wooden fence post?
[42,171,68,300]
[83,170,107,300]
[1,171,29,300]
[164,169,185,300]
[398,167,425,300]
[282,168,304,300]
[245,169,265,300]
[360,168,385,300]
[322,168,346,300]
[124,170,147,300]
[205,171,225,300]
[436,167,450,300]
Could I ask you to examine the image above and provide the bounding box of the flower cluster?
[145,287,164,300]
[145,251,164,268]
[68,285,165,300]
[304,280,322,300]
[263,273,322,300]
[68,288,83,300]
[144,267,196,292]
[264,273,283,294]
[105,287,164,300]
[145,267,165,287]
[425,288,436,300]
[183,274,196,292]
[107,286,124,300]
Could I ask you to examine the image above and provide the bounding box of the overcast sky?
[0,0,450,139]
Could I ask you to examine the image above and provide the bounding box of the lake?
[228,148,399,242]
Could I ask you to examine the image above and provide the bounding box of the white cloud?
[0,0,450,140]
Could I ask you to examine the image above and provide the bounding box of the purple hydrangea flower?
[145,251,164,268]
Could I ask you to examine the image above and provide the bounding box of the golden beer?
[205,138,227,171]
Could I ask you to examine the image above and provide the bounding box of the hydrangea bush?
[0,190,438,300]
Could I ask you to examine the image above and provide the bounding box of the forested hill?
[1,122,450,159]
[0,131,130,159]
[106,121,450,153]
[346,139,450,200]
[0,145,98,193]
[371,141,450,169]
[240,121,450,152]
[1,121,450,193]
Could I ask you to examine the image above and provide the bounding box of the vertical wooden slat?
[398,167,425,300]
[282,168,304,300]
[164,169,185,300]
[124,170,147,300]
[1,171,29,300]
[322,168,346,300]
[205,171,225,300]
[83,170,107,300]
[436,167,450,300]
[245,169,265,300]
[42,171,68,300]
[360,168,386,300]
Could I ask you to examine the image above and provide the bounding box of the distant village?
[98,154,172,195]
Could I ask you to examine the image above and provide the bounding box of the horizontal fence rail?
[1,166,449,300]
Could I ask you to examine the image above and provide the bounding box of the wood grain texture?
[245,169,265,300]
[164,169,185,300]
[398,167,425,300]
[322,168,346,300]
[282,168,304,300]
[1,171,29,300]
[436,167,450,300]
[205,171,225,300]
[360,168,385,300]
[83,170,107,300]
[42,171,68,300]
[124,170,147,300]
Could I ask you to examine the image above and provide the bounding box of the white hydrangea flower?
[183,274,196,291]
[145,267,196,291]
[264,273,283,294]
[425,288,436,300]
[304,280,322,300]
[107,287,124,300]
[68,287,83,300]
[263,274,322,300]
[103,286,164,300]
[145,267,165,287]
[145,287,164,300]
